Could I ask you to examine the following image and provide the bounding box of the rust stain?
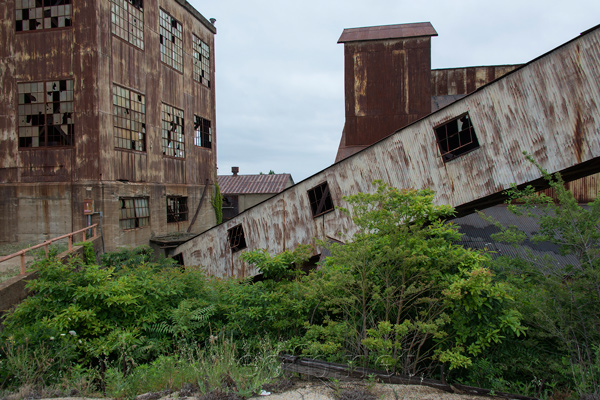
[353,53,367,116]
[574,105,584,164]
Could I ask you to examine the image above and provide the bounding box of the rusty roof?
[218,174,294,195]
[338,22,437,43]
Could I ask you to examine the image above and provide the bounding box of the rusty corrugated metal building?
[218,168,295,221]
[0,0,218,250]
[176,22,600,278]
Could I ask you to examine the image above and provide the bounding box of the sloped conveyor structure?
[176,24,600,278]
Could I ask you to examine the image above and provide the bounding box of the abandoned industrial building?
[175,22,600,278]
[0,0,217,250]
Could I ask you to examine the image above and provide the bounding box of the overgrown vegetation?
[1,171,598,399]
[212,182,223,225]
[470,154,600,399]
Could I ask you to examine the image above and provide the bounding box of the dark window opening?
[222,195,239,221]
[227,224,247,253]
[307,182,334,217]
[167,196,188,223]
[434,113,479,162]
[119,197,150,229]
[193,115,211,148]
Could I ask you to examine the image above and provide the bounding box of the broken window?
[434,113,480,162]
[161,103,185,158]
[110,0,144,50]
[113,84,146,151]
[192,34,210,87]
[166,196,188,223]
[307,181,334,217]
[119,197,150,229]
[193,115,211,149]
[17,80,74,148]
[159,9,183,72]
[15,0,72,32]
[227,224,247,253]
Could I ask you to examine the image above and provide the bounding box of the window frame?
[159,8,183,72]
[433,112,480,162]
[192,33,210,88]
[307,181,335,218]
[161,103,185,158]
[15,0,73,33]
[166,196,188,223]
[227,224,247,253]
[113,84,146,152]
[110,0,145,50]
[17,79,75,149]
[119,197,150,230]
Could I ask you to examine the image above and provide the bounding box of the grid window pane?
[192,34,210,87]
[17,79,74,148]
[159,9,183,72]
[161,103,185,158]
[110,0,144,50]
[113,84,146,151]
[119,197,150,229]
[16,0,72,32]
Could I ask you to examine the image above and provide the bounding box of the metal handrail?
[0,224,99,276]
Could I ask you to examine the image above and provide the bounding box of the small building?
[218,167,294,221]
[0,0,218,251]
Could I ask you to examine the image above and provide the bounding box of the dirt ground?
[32,381,499,400]
[246,381,495,400]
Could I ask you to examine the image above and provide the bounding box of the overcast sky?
[189,0,600,183]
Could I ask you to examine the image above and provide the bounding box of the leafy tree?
[480,154,600,397]
[302,181,524,375]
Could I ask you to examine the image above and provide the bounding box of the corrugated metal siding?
[177,26,600,278]
[218,174,294,195]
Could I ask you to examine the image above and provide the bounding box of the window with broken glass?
[434,113,480,162]
[192,34,210,87]
[193,115,211,149]
[110,0,144,49]
[159,9,183,72]
[113,84,146,151]
[119,197,150,229]
[16,0,72,32]
[161,103,185,158]
[18,79,74,148]
[227,224,247,253]
[167,196,188,223]
[307,181,334,217]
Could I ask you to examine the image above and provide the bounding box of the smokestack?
[232,166,239,176]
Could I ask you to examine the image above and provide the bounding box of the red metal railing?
[0,224,99,276]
